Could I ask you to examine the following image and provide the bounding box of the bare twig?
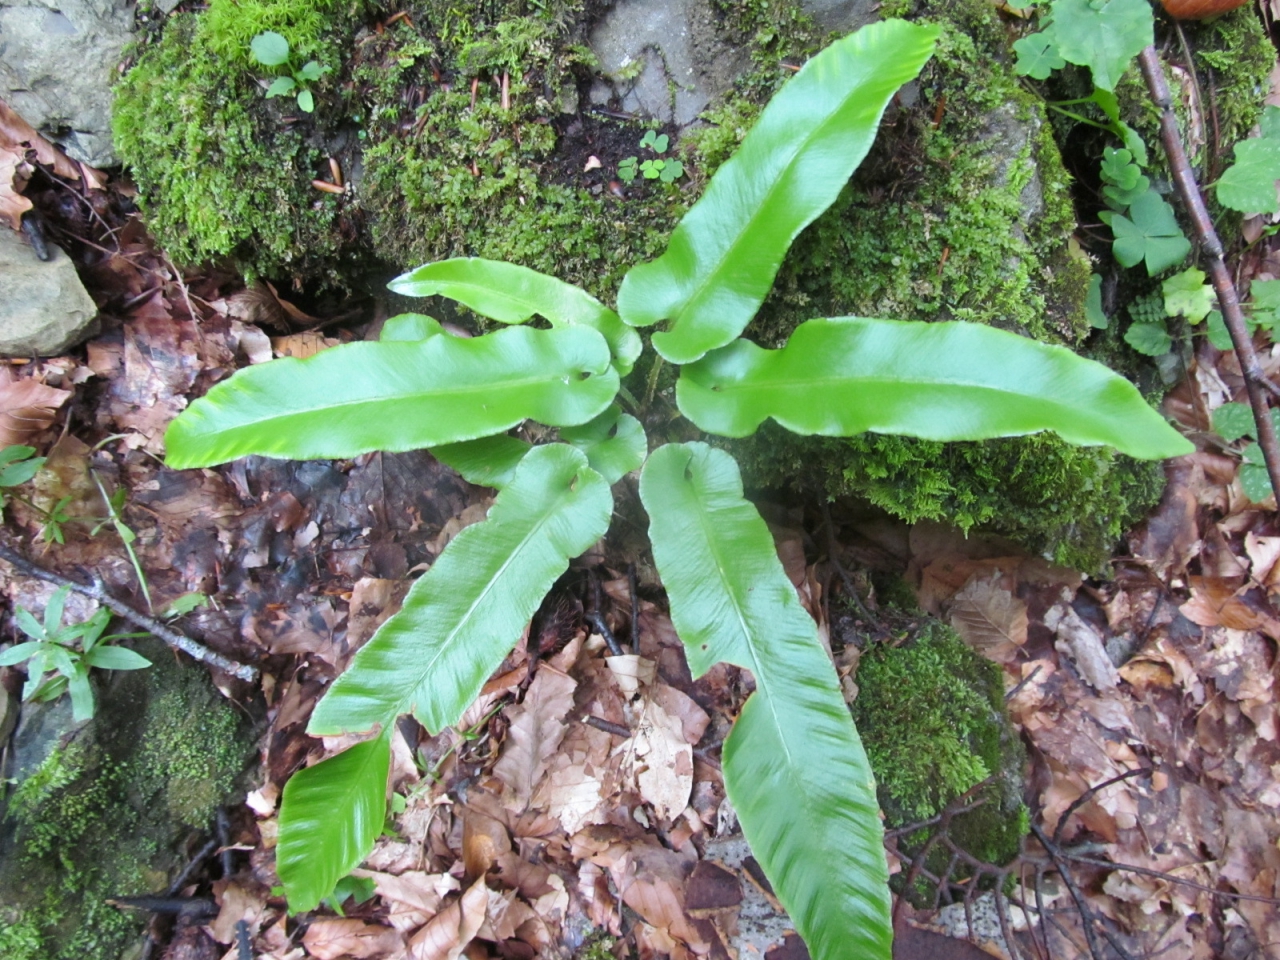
[1057,852,1280,906]
[1030,822,1124,960]
[0,541,258,682]
[1137,45,1280,501]
[1052,768,1149,846]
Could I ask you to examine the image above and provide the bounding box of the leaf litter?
[3,105,1280,960]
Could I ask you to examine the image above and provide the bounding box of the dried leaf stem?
[0,541,258,682]
[1137,45,1280,500]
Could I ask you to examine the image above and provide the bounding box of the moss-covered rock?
[0,638,252,960]
[850,619,1028,878]
[113,0,372,283]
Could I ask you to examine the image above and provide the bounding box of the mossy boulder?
[850,620,1028,880]
[0,638,253,960]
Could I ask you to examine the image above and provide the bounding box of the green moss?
[850,620,1027,871]
[0,639,252,960]
[112,0,371,283]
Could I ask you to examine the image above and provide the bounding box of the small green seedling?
[0,585,151,721]
[1213,402,1280,502]
[0,446,45,512]
[250,31,328,114]
[617,129,684,184]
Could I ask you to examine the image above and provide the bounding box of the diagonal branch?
[0,541,258,682]
[1137,45,1280,501]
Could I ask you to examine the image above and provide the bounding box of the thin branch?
[1052,768,1149,846]
[1057,851,1280,906]
[1137,45,1280,502]
[1030,823,1111,960]
[0,541,258,682]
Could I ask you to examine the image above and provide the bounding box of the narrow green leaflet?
[389,258,641,374]
[1012,31,1064,80]
[1085,274,1108,330]
[1050,0,1153,93]
[431,435,531,489]
[616,19,939,364]
[309,444,612,736]
[559,405,647,484]
[1216,138,1280,214]
[1091,88,1147,167]
[380,313,444,342]
[1101,191,1190,276]
[640,443,889,960]
[277,729,392,913]
[677,317,1192,460]
[165,326,617,468]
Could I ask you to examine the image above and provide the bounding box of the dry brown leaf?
[461,807,511,881]
[301,918,403,960]
[366,871,459,933]
[0,373,71,446]
[0,98,82,180]
[1044,600,1120,690]
[948,570,1027,664]
[606,654,656,698]
[210,880,268,944]
[618,695,694,822]
[1245,533,1280,594]
[0,147,31,231]
[1181,576,1280,640]
[272,331,339,359]
[535,756,609,834]
[492,666,576,812]
[406,878,488,960]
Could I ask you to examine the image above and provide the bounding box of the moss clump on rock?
[850,620,1028,873]
[113,0,370,283]
[0,638,251,960]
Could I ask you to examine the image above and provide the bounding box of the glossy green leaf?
[677,317,1192,460]
[1207,310,1233,350]
[309,444,612,736]
[559,405,648,484]
[278,729,392,913]
[296,89,315,113]
[616,19,939,364]
[1050,0,1152,93]
[640,442,889,960]
[1216,138,1280,214]
[388,258,641,374]
[379,313,444,342]
[250,31,290,67]
[164,326,617,468]
[431,435,531,489]
[1100,191,1190,275]
[1162,268,1214,324]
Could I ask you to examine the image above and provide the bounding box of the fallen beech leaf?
[1181,576,1280,639]
[272,331,340,359]
[618,695,694,821]
[948,570,1027,664]
[367,870,459,933]
[535,758,609,834]
[0,147,32,230]
[0,98,82,180]
[1246,533,1280,594]
[406,878,488,960]
[461,808,511,881]
[210,879,267,944]
[606,654,656,697]
[1044,601,1120,690]
[492,666,576,812]
[0,374,72,446]
[301,918,403,960]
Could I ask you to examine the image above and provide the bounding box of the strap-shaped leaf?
[309,444,612,736]
[431,435,532,489]
[389,258,641,375]
[616,20,939,364]
[560,405,648,484]
[165,326,618,468]
[640,442,889,960]
[677,317,1192,460]
[277,728,392,913]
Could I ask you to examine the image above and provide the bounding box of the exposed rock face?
[0,227,99,356]
[799,0,880,31]
[0,0,136,167]
[588,0,749,126]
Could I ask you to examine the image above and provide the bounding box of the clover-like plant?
[164,20,1191,959]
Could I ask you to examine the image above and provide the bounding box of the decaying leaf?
[948,570,1028,664]
[301,918,404,960]
[406,878,488,960]
[0,372,72,446]
[492,666,577,812]
[1044,599,1120,690]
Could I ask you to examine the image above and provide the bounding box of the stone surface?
[0,226,98,356]
[798,0,879,32]
[588,0,748,126]
[0,0,136,167]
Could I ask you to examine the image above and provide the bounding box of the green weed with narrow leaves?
[164,20,1191,959]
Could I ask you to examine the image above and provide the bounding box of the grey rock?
[0,0,136,167]
[798,0,880,33]
[0,226,99,356]
[4,695,81,785]
[588,0,748,127]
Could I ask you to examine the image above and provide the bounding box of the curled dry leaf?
[0,97,83,232]
[406,877,489,960]
[301,918,404,960]
[0,372,72,446]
